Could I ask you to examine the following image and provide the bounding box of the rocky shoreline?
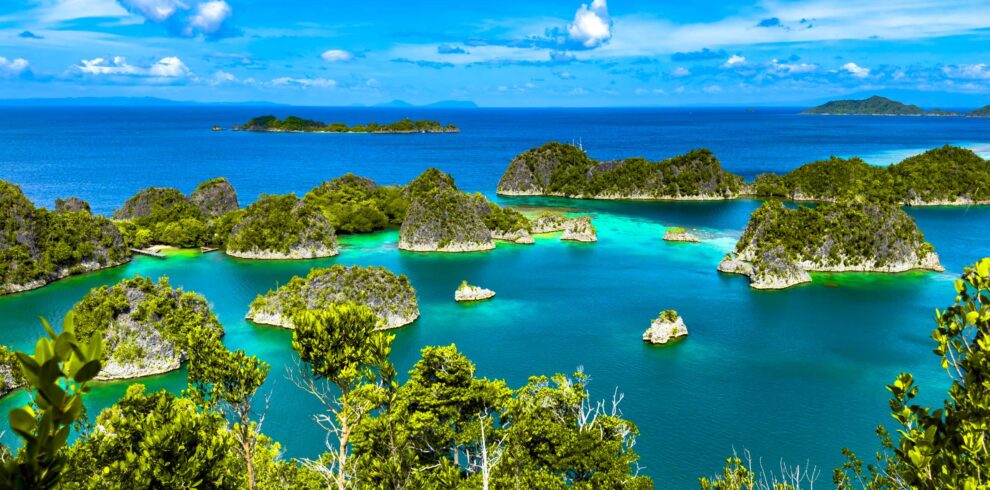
[0,258,131,296]
[226,245,339,260]
[455,282,496,302]
[643,311,689,344]
[663,228,700,243]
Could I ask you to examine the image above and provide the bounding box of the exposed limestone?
[190,177,239,217]
[54,197,91,214]
[561,216,597,242]
[492,228,535,244]
[0,346,25,399]
[642,310,688,344]
[247,265,419,330]
[226,194,339,260]
[530,213,571,233]
[71,276,223,381]
[663,227,700,243]
[398,169,495,252]
[455,281,496,302]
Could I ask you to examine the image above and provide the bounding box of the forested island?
[247,265,420,329]
[70,276,225,379]
[234,115,459,133]
[753,145,990,205]
[719,201,943,289]
[1,181,130,295]
[801,96,956,116]
[497,142,742,200]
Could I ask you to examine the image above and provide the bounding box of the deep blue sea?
[1,106,990,487]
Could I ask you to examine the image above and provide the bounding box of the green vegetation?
[226,193,337,256]
[249,265,419,329]
[498,142,743,199]
[0,314,103,489]
[399,168,495,251]
[734,200,936,271]
[70,276,223,374]
[0,180,129,292]
[113,179,241,249]
[481,199,531,234]
[0,346,24,395]
[238,115,458,133]
[752,146,990,204]
[303,174,408,234]
[704,259,990,489]
[968,105,990,117]
[802,96,928,115]
[658,310,679,322]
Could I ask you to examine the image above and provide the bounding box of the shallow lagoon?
[1,197,986,487]
[3,106,990,486]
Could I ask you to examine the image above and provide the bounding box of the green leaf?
[74,360,102,383]
[9,408,36,437]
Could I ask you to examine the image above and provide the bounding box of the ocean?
[1,106,989,487]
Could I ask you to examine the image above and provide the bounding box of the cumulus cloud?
[840,62,870,78]
[270,77,336,88]
[942,63,990,80]
[567,0,611,49]
[209,70,236,85]
[116,0,234,37]
[437,44,468,55]
[550,51,576,63]
[73,56,191,81]
[768,58,817,75]
[0,57,30,77]
[186,1,231,35]
[320,49,353,62]
[671,66,691,78]
[723,54,746,68]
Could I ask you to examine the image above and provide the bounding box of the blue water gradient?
[1,107,989,487]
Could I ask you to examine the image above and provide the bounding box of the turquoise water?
[1,197,985,487]
[3,107,990,486]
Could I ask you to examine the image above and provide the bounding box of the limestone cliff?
[247,265,419,330]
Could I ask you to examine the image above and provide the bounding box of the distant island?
[802,96,959,116]
[233,115,459,133]
[802,95,990,117]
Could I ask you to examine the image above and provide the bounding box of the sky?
[1,0,989,106]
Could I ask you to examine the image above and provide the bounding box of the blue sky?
[1,0,989,106]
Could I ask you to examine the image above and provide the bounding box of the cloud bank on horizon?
[0,0,988,106]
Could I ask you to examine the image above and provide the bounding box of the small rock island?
[70,276,224,380]
[719,201,944,289]
[643,310,688,344]
[1,180,129,295]
[0,346,25,398]
[226,193,339,259]
[454,281,496,302]
[497,142,743,200]
[561,216,598,242]
[234,115,459,134]
[247,265,419,330]
[663,227,700,243]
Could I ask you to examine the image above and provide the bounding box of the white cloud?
[270,77,336,88]
[567,0,611,48]
[723,54,746,67]
[186,0,231,35]
[840,62,870,78]
[768,58,817,75]
[36,0,133,23]
[942,63,990,80]
[703,84,723,93]
[209,70,236,85]
[0,57,30,77]
[118,0,179,22]
[74,56,191,79]
[320,49,353,62]
[671,66,690,77]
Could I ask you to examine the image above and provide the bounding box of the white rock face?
[455,284,496,302]
[531,214,570,234]
[398,240,496,253]
[642,315,689,344]
[226,244,339,260]
[492,229,535,244]
[1,259,130,295]
[663,229,700,243]
[561,216,597,242]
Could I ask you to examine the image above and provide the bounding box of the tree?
[289,303,394,489]
[187,336,271,490]
[0,313,103,490]
[834,258,990,489]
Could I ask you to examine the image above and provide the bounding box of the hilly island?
[803,95,990,117]
[234,115,459,133]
